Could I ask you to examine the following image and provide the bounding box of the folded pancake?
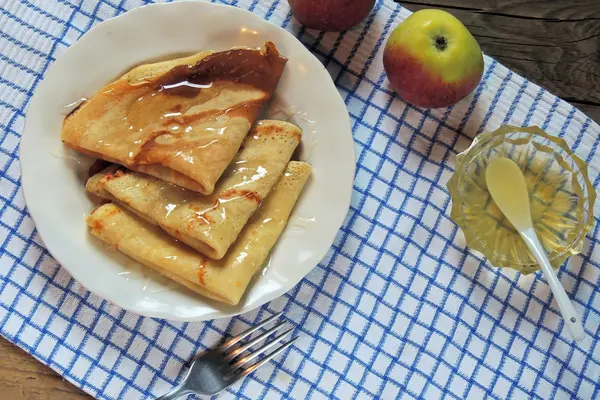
[63,42,287,194]
[87,120,302,260]
[86,161,312,305]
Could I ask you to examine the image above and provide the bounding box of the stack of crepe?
[63,42,311,305]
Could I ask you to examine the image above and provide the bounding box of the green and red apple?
[289,0,376,31]
[383,9,484,108]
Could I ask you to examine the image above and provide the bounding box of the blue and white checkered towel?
[2,0,600,398]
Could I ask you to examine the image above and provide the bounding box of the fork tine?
[230,337,299,382]
[227,328,294,373]
[223,321,287,361]
[220,312,283,352]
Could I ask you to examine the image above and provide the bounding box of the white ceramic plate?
[20,1,354,321]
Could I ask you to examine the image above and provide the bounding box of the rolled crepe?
[86,120,302,260]
[86,161,312,305]
[63,42,287,195]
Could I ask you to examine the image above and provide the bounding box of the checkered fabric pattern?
[1,0,599,398]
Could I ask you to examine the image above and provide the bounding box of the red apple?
[383,9,484,108]
[289,0,376,32]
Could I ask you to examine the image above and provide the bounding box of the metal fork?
[156,312,297,399]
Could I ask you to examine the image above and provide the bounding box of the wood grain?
[0,339,88,399]
[2,1,598,398]
[399,0,600,20]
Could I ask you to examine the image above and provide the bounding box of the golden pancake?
[86,120,302,259]
[86,161,312,305]
[63,42,287,194]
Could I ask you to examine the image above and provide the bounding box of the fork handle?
[155,382,193,400]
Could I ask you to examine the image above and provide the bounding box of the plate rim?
[19,1,356,321]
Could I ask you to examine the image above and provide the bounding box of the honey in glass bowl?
[447,125,596,274]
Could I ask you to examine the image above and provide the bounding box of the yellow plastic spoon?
[485,157,585,341]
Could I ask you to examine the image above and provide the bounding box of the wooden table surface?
[2,1,598,398]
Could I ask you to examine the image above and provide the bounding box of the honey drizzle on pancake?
[196,257,207,286]
[104,134,271,248]
[86,161,311,304]
[94,80,259,165]
[71,42,286,166]
[111,151,265,227]
[90,120,301,260]
[155,43,287,95]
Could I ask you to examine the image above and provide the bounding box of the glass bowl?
[447,125,596,274]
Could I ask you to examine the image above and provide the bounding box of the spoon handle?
[520,228,585,342]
